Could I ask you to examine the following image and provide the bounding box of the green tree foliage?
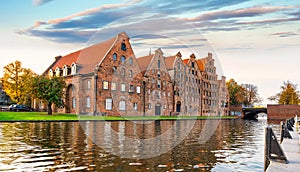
[226,79,261,106]
[3,61,35,106]
[268,81,299,104]
[31,76,66,115]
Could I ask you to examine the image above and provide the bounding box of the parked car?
[9,104,34,112]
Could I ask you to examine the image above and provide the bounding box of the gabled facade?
[165,52,186,115]
[181,54,202,115]
[137,49,173,116]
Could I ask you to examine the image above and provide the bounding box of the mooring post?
[264,127,271,171]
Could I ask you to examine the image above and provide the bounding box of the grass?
[0,112,237,122]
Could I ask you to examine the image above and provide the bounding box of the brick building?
[137,48,173,116]
[41,32,229,116]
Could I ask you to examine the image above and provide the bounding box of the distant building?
[40,32,229,116]
[0,78,11,105]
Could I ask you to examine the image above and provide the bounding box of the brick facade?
[41,32,229,116]
[267,104,300,119]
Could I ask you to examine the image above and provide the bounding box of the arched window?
[121,68,125,77]
[113,53,117,61]
[63,65,69,76]
[129,57,133,65]
[119,100,126,111]
[86,96,91,108]
[55,67,61,77]
[128,70,132,78]
[112,66,117,74]
[71,63,77,75]
[121,43,126,51]
[121,56,126,63]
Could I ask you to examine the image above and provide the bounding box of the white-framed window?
[133,102,138,111]
[157,71,160,78]
[119,100,126,111]
[63,65,68,76]
[106,98,112,110]
[111,82,117,91]
[121,83,126,92]
[86,96,91,108]
[103,81,109,90]
[55,67,61,77]
[72,97,76,108]
[128,70,133,78]
[136,86,141,94]
[148,103,152,109]
[129,57,133,65]
[71,63,77,75]
[49,69,54,77]
[148,89,151,94]
[87,80,91,90]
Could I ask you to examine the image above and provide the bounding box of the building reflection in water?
[0,119,266,171]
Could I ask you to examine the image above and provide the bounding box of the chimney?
[55,56,62,61]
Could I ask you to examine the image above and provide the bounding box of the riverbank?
[0,112,237,122]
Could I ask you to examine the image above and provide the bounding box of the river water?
[0,119,280,171]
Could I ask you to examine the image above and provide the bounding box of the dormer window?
[121,43,126,51]
[55,67,61,77]
[63,65,69,76]
[49,69,54,77]
[71,63,77,75]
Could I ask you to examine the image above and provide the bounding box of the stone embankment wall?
[267,104,300,119]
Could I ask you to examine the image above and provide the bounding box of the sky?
[0,0,300,105]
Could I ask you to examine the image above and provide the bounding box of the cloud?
[188,6,299,21]
[269,32,298,38]
[33,0,54,6]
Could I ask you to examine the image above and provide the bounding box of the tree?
[268,81,299,104]
[241,83,262,106]
[226,79,261,107]
[32,76,66,115]
[226,79,244,106]
[3,60,35,105]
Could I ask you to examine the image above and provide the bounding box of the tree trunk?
[48,102,52,115]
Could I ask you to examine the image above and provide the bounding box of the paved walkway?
[266,126,300,172]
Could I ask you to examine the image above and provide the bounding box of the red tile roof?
[136,54,154,74]
[164,55,176,70]
[52,50,81,70]
[76,36,117,74]
[47,33,120,75]
[196,59,205,71]
[182,59,189,65]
